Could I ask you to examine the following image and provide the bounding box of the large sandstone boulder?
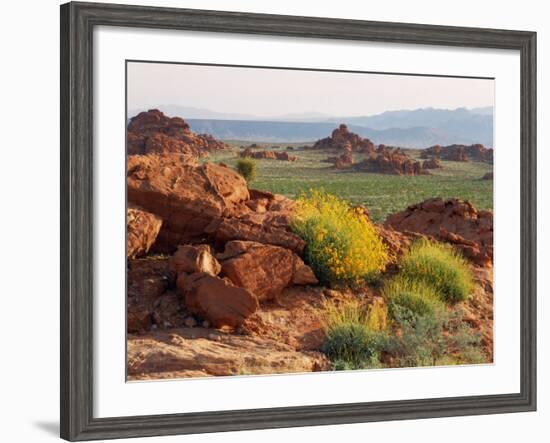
[170,244,221,276]
[127,205,163,259]
[178,272,259,328]
[217,241,318,302]
[205,213,305,255]
[203,189,305,254]
[127,154,250,250]
[385,198,493,267]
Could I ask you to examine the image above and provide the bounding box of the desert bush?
[235,158,257,182]
[323,324,386,370]
[387,304,449,367]
[383,276,445,323]
[291,190,388,286]
[321,299,388,370]
[399,239,474,304]
[388,302,486,367]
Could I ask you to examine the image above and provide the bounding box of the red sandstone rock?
[205,214,305,255]
[422,144,493,163]
[127,154,250,251]
[357,146,429,175]
[330,145,353,169]
[217,241,317,302]
[312,124,375,154]
[292,256,319,286]
[127,257,176,333]
[385,198,493,267]
[422,157,442,169]
[170,244,221,276]
[179,272,259,328]
[127,109,226,157]
[127,205,163,259]
[240,147,297,161]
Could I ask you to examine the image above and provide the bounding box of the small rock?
[208,333,221,341]
[202,320,211,328]
[184,316,197,328]
[170,244,221,276]
[323,289,341,298]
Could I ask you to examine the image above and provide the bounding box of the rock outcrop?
[385,198,493,267]
[127,154,250,250]
[357,146,429,175]
[204,189,306,254]
[127,109,226,157]
[327,146,353,169]
[217,241,317,302]
[240,147,297,161]
[421,144,493,163]
[422,157,442,169]
[127,205,162,259]
[205,214,305,255]
[127,325,329,379]
[178,272,259,328]
[313,124,375,154]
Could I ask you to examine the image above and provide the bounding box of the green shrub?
[235,158,257,182]
[291,190,388,286]
[386,304,449,367]
[323,324,386,370]
[399,239,474,304]
[321,298,388,370]
[387,302,486,367]
[383,277,445,323]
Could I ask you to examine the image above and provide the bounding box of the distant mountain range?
[128,106,494,148]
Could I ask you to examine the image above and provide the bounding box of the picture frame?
[60,1,537,441]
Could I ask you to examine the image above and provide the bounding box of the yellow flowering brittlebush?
[291,190,388,286]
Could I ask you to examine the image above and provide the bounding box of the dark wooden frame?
[60,1,537,441]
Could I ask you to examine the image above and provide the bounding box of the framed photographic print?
[60,1,537,441]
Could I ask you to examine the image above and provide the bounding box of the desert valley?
[126,108,494,380]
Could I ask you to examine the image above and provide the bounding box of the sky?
[127,61,494,119]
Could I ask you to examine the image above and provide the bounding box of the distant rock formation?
[313,124,375,153]
[127,109,226,157]
[240,147,297,161]
[422,157,443,169]
[356,145,429,175]
[421,143,493,163]
[326,145,354,169]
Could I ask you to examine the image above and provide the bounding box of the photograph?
[125,61,495,381]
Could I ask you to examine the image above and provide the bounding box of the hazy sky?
[127,61,494,118]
